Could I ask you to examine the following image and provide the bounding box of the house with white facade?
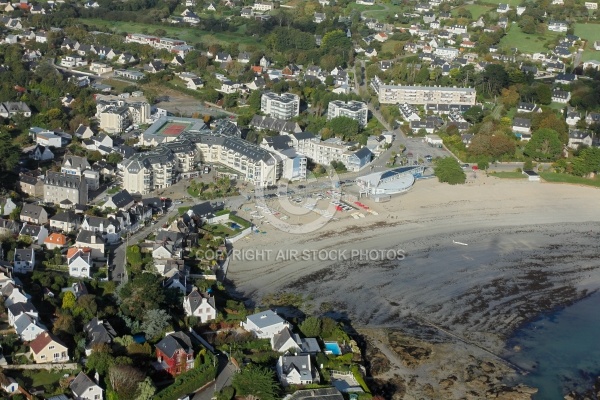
[183,288,217,322]
[67,248,93,279]
[241,310,290,339]
[276,355,319,386]
[70,371,103,400]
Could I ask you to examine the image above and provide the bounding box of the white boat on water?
[453,240,468,246]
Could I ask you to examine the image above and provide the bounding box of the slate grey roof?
[155,331,193,358]
[14,248,33,263]
[84,317,116,347]
[185,289,215,314]
[76,230,104,244]
[246,310,286,330]
[291,131,316,141]
[44,171,84,188]
[8,301,37,316]
[20,224,42,237]
[14,313,42,335]
[109,190,134,209]
[280,355,313,381]
[513,117,532,128]
[250,115,299,134]
[63,155,91,171]
[272,327,296,352]
[21,204,44,220]
[70,372,98,397]
[263,136,292,151]
[51,211,81,224]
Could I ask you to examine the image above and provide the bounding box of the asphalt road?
[192,357,238,400]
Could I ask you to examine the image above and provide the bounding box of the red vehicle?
[472,165,479,171]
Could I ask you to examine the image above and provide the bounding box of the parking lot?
[403,137,449,161]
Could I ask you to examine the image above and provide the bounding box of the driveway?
[192,357,238,400]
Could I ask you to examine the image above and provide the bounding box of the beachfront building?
[260,136,307,181]
[123,118,278,193]
[327,100,369,127]
[356,165,425,197]
[377,84,476,105]
[261,92,300,120]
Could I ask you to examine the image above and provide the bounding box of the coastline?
[227,176,600,397]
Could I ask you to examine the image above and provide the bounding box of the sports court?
[155,121,193,136]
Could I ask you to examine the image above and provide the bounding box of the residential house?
[154,331,195,376]
[241,310,290,339]
[70,372,103,400]
[517,102,541,113]
[276,355,319,386]
[18,174,44,198]
[568,130,593,149]
[2,283,28,307]
[67,247,92,278]
[0,219,19,236]
[566,110,581,126]
[548,21,568,32]
[29,332,69,363]
[29,144,54,161]
[7,301,38,327]
[62,155,99,191]
[81,216,120,244]
[103,190,135,211]
[75,230,105,259]
[50,211,81,233]
[586,112,600,126]
[183,288,217,322]
[44,233,68,250]
[555,73,577,85]
[582,60,600,71]
[13,248,35,273]
[552,89,571,103]
[14,313,46,341]
[20,204,48,225]
[0,198,17,218]
[496,3,509,13]
[84,318,116,356]
[0,373,19,394]
[20,224,48,245]
[512,117,532,134]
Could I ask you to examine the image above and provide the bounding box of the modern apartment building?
[287,132,372,172]
[260,136,307,181]
[43,172,88,206]
[327,100,369,127]
[98,105,130,134]
[377,84,476,105]
[261,92,300,120]
[96,97,151,134]
[122,121,279,194]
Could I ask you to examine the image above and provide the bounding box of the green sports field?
[500,25,560,54]
[574,23,600,62]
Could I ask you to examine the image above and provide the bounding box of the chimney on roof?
[90,234,96,244]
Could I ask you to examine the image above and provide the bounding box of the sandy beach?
[228,175,600,397]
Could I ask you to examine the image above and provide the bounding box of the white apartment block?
[378,84,476,105]
[261,92,300,120]
[260,137,307,181]
[288,133,372,172]
[99,105,130,134]
[252,1,273,11]
[123,121,279,193]
[327,100,368,127]
[96,97,151,134]
[124,33,187,50]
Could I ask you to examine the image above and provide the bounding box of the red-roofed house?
[251,65,263,75]
[67,247,92,278]
[374,32,389,42]
[29,332,69,363]
[44,233,68,250]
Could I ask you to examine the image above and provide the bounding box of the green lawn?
[574,23,600,62]
[346,2,385,13]
[540,172,600,187]
[453,4,493,19]
[481,0,522,6]
[500,25,560,54]
[80,18,264,48]
[490,171,527,179]
[362,4,406,19]
[13,369,77,388]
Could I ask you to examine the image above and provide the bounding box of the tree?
[9,206,21,221]
[109,365,145,400]
[106,153,123,165]
[326,116,360,139]
[247,90,262,113]
[524,128,563,161]
[117,273,165,318]
[434,157,466,184]
[232,365,279,400]
[62,291,76,310]
[463,106,484,124]
[481,64,509,96]
[135,377,156,400]
[87,344,115,376]
[0,132,20,173]
[534,83,552,105]
[299,316,322,337]
[141,309,170,339]
[87,150,102,164]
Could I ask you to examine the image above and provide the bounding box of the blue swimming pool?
[324,341,342,356]
[230,222,242,229]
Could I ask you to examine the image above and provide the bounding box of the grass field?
[540,172,600,187]
[480,0,522,6]
[452,4,493,19]
[362,4,406,19]
[80,18,263,48]
[490,171,527,179]
[346,2,385,12]
[500,25,560,54]
[574,23,600,62]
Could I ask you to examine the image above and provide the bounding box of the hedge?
[154,365,217,400]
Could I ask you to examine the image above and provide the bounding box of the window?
[49,345,55,350]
